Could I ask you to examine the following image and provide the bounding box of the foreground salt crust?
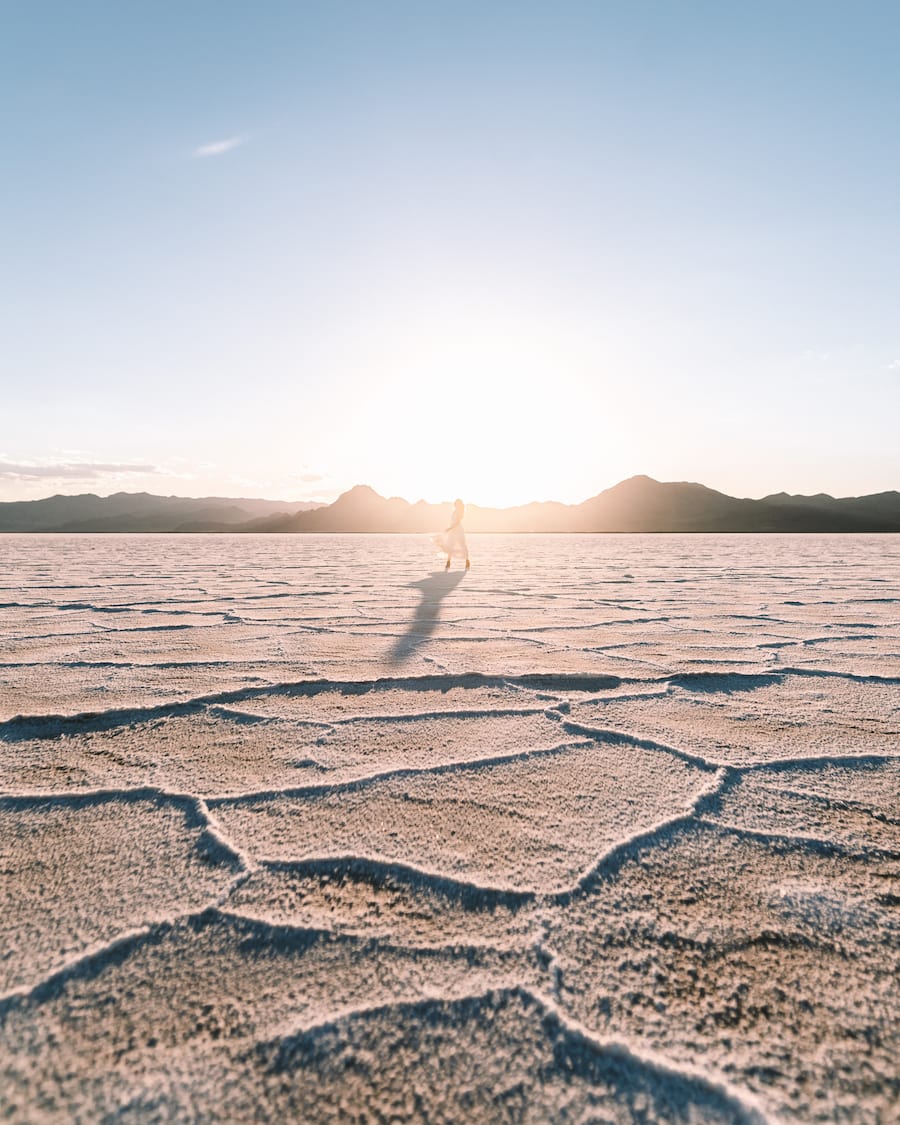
[1,532,898,1123]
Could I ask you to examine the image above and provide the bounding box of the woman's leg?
[445,554,451,570]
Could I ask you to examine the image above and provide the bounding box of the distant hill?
[761,489,900,526]
[0,492,321,533]
[2,478,899,533]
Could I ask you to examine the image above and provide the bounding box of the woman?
[435,498,470,570]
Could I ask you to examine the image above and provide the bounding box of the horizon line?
[3,474,899,511]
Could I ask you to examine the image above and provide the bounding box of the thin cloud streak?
[193,136,246,158]
[0,460,160,481]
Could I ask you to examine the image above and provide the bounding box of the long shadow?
[388,570,466,664]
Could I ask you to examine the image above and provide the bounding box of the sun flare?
[333,300,620,508]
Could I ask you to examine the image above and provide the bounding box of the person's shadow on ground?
[387,570,466,664]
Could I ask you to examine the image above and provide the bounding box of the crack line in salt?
[693,817,900,859]
[205,738,595,806]
[253,984,772,1125]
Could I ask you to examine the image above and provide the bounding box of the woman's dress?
[434,520,468,559]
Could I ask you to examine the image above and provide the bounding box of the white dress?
[434,516,468,559]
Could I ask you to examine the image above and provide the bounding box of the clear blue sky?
[2,1,898,506]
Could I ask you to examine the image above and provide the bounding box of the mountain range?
[2,477,899,533]
[0,492,319,533]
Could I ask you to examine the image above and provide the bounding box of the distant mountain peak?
[332,484,383,505]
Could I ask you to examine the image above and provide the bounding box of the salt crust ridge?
[2,914,772,1121]
[4,666,899,738]
[260,987,772,1124]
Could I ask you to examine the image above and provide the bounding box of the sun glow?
[331,298,624,508]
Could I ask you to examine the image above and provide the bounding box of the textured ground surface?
[1,532,898,1123]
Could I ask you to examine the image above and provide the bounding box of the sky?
[2,0,899,508]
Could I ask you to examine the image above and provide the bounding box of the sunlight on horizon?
[331,299,626,508]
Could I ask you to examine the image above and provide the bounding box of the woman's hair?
[453,498,464,512]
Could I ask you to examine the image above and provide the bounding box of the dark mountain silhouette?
[762,489,900,525]
[249,477,900,534]
[0,492,320,533]
[2,478,898,533]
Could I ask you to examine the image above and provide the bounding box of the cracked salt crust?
[1,532,898,1123]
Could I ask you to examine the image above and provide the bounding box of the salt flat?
[1,533,898,1123]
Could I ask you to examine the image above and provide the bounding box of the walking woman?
[435,498,470,570]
